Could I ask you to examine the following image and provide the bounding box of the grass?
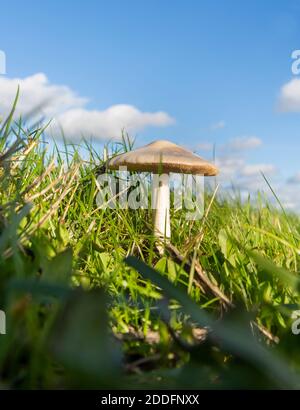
[1,101,300,389]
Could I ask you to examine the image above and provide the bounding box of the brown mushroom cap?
[107,140,219,175]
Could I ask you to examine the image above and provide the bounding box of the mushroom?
[107,140,218,249]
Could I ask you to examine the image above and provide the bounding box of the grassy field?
[1,100,300,389]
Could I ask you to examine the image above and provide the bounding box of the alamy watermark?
[291,50,300,75]
[96,169,205,220]
[0,50,6,75]
[291,310,300,335]
[0,310,6,335]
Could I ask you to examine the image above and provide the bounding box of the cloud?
[209,136,299,212]
[272,183,300,211]
[53,106,174,140]
[227,136,262,151]
[211,120,225,130]
[213,135,273,194]
[194,136,262,157]
[287,172,300,184]
[213,140,300,212]
[214,143,277,199]
[0,73,174,140]
[216,157,274,183]
[215,156,245,179]
[0,73,87,118]
[240,164,276,177]
[209,135,266,180]
[278,78,300,112]
[196,142,214,151]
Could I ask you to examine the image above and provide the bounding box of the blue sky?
[1,0,300,208]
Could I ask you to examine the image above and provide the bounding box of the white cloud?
[215,147,278,201]
[213,144,300,212]
[278,78,300,112]
[194,136,262,158]
[0,73,87,118]
[211,120,225,130]
[215,158,274,188]
[209,136,299,212]
[287,172,300,184]
[196,142,214,151]
[215,156,244,179]
[214,136,266,181]
[228,136,262,151]
[240,164,276,177]
[0,73,175,140]
[53,105,173,140]
[273,184,300,211]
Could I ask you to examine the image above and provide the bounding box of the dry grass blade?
[23,164,80,238]
[10,139,39,170]
[184,184,219,253]
[22,160,55,196]
[166,242,233,308]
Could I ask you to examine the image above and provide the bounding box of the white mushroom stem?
[152,173,171,242]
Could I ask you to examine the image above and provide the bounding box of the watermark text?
[291,310,300,335]
[0,50,6,75]
[96,169,205,220]
[291,50,300,75]
[0,310,6,335]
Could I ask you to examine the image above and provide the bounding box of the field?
[1,101,300,389]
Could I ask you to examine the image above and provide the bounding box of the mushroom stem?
[152,173,171,246]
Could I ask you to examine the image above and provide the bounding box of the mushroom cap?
[107,140,219,175]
